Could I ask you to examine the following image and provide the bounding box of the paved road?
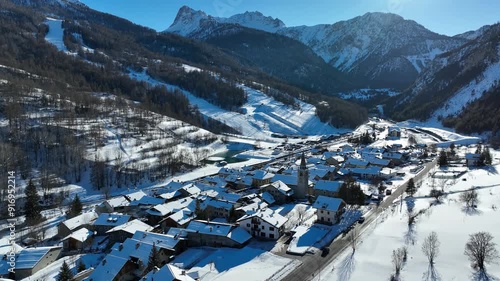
[282,157,438,281]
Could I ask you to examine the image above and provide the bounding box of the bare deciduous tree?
[459,188,479,208]
[464,231,499,271]
[295,205,308,225]
[422,231,440,265]
[392,247,406,276]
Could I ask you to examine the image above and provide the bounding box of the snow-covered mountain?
[11,0,84,7]
[167,6,285,37]
[166,8,468,89]
[278,13,466,84]
[454,24,492,40]
[387,23,500,126]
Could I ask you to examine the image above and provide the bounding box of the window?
[320,210,323,214]
[247,223,250,227]
[262,225,265,230]
[328,218,330,222]
[270,234,275,239]
[261,232,266,237]
[269,227,274,231]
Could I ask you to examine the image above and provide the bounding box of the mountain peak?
[166,6,285,35]
[228,11,286,32]
[357,12,405,25]
[168,5,210,36]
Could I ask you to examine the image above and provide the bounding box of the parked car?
[358,216,366,224]
[385,189,392,195]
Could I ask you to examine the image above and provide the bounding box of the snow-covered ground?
[429,59,500,123]
[172,246,300,281]
[20,253,104,281]
[316,151,500,281]
[128,68,344,139]
[45,18,68,52]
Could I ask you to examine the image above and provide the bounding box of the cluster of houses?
[9,126,421,281]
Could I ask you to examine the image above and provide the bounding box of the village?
[0,121,492,281]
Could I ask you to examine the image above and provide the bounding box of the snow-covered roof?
[88,253,128,281]
[94,213,131,227]
[104,196,130,208]
[167,208,197,226]
[131,231,181,251]
[158,190,182,200]
[106,219,152,235]
[187,220,232,236]
[269,180,293,195]
[61,211,98,231]
[164,180,185,190]
[147,197,196,217]
[237,208,288,228]
[61,227,93,242]
[314,180,343,192]
[313,196,345,212]
[366,157,391,166]
[129,195,164,206]
[15,246,61,270]
[124,190,147,201]
[226,226,253,244]
[200,198,234,211]
[260,192,276,205]
[142,264,195,281]
[181,183,201,195]
[236,200,268,214]
[271,174,297,186]
[345,158,369,167]
[186,220,252,244]
[252,170,274,180]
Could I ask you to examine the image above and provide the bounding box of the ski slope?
[128,68,342,140]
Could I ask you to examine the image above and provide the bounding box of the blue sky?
[80,0,500,36]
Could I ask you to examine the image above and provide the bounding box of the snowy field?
[316,151,500,281]
[128,68,346,139]
[172,246,300,281]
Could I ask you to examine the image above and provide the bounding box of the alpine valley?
[2,1,500,281]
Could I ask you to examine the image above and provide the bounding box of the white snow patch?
[429,59,500,122]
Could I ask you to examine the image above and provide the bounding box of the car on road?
[321,247,330,257]
[358,216,365,224]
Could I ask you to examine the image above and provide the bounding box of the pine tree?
[483,146,492,165]
[68,194,83,218]
[228,206,237,223]
[438,150,448,167]
[406,178,417,197]
[77,259,86,273]
[24,179,42,225]
[195,199,206,220]
[338,180,366,205]
[57,261,74,281]
[147,243,160,273]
